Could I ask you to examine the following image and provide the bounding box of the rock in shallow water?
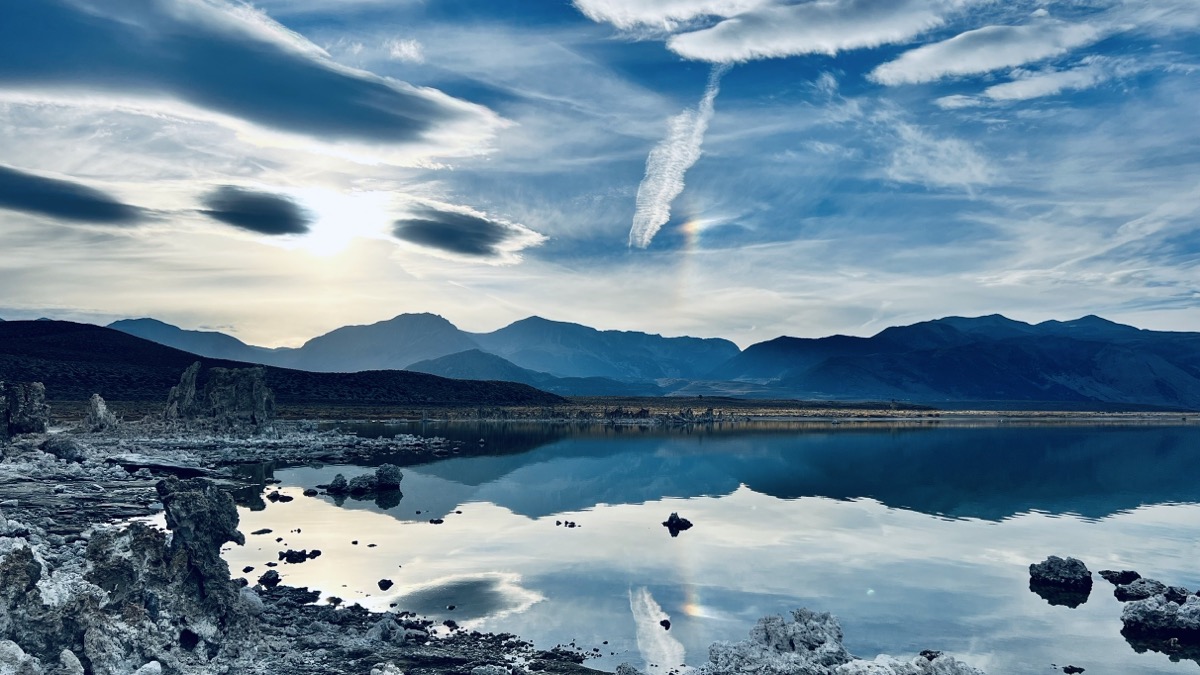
[1029,556,1092,607]
[1115,578,1167,602]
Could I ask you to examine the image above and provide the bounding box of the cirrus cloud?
[869,20,1104,85]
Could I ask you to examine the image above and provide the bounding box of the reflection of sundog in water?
[387,573,542,623]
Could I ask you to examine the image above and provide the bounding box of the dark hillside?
[0,321,564,405]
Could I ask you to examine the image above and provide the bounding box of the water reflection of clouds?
[223,425,1200,674]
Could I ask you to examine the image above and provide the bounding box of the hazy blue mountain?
[109,318,281,364]
[717,315,1200,409]
[407,349,665,397]
[472,316,741,381]
[278,313,480,373]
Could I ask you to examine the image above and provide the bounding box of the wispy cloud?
[629,64,729,248]
[870,20,1103,85]
[0,164,144,225]
[666,0,968,63]
[572,0,771,31]
[885,121,995,191]
[385,38,425,63]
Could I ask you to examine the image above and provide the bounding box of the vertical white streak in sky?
[629,63,730,248]
[629,587,690,674]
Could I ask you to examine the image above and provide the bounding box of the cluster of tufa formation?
[0,477,258,675]
[1029,556,1200,664]
[163,362,275,432]
[1,381,50,442]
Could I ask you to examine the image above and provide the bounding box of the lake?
[222,420,1200,674]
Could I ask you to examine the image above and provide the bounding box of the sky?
[0,0,1197,348]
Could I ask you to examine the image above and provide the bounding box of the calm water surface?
[223,422,1200,674]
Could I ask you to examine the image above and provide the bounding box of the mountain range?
[103,312,1200,410]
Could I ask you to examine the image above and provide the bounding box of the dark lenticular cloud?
[201,186,311,235]
[394,205,533,257]
[0,165,142,224]
[0,0,475,144]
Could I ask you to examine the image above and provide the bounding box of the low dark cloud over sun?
[201,186,311,236]
[0,165,142,225]
[393,205,539,258]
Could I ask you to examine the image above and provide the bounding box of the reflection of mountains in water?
[320,423,1200,522]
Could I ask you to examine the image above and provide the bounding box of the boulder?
[40,436,88,463]
[84,394,118,432]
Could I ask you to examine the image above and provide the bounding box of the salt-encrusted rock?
[702,608,852,674]
[239,586,264,616]
[2,382,50,438]
[0,639,43,674]
[57,648,84,675]
[163,362,201,421]
[615,666,644,675]
[1099,570,1140,585]
[834,654,986,674]
[370,663,405,675]
[84,394,117,432]
[1122,594,1200,636]
[376,463,403,489]
[132,661,162,675]
[39,436,88,463]
[472,666,509,675]
[1115,578,1168,602]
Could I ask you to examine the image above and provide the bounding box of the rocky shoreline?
[1,418,991,675]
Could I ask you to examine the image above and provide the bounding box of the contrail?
[629,587,690,674]
[629,63,731,249]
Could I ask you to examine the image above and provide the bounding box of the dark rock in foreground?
[1029,556,1092,607]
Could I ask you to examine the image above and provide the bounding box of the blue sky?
[0,0,1197,347]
